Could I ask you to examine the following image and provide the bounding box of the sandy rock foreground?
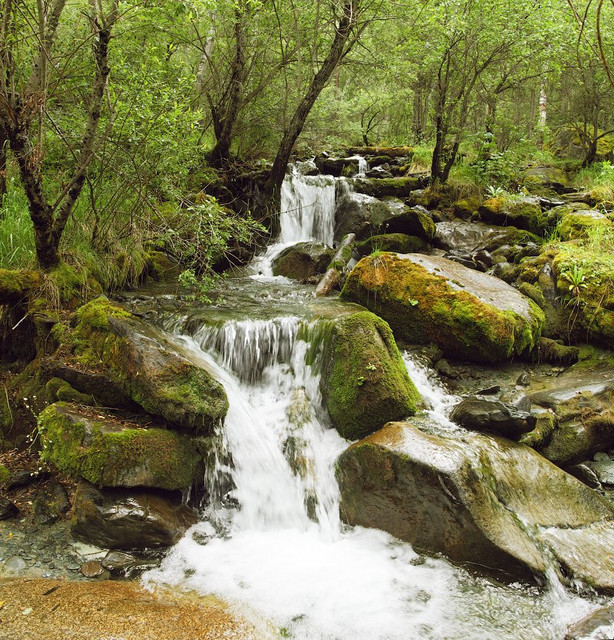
[0,578,267,640]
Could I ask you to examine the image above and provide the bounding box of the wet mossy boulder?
[434,221,539,254]
[450,396,536,439]
[552,249,614,347]
[38,403,200,490]
[341,253,544,363]
[320,311,420,440]
[336,420,614,590]
[557,210,611,241]
[272,242,333,280]
[351,176,423,199]
[70,298,228,433]
[334,193,435,242]
[356,234,429,257]
[529,363,614,465]
[71,481,198,550]
[522,166,570,194]
[479,196,548,235]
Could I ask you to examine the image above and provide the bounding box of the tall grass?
[573,161,614,191]
[0,179,36,270]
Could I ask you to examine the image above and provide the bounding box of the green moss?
[518,282,546,308]
[0,268,43,302]
[453,197,482,219]
[320,311,420,440]
[558,213,611,241]
[354,177,422,198]
[0,463,9,486]
[45,377,95,405]
[356,234,429,257]
[146,250,178,281]
[479,197,548,235]
[38,402,199,490]
[341,253,544,363]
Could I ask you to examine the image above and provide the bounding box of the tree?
[0,0,119,270]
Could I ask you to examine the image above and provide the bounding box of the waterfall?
[145,163,603,640]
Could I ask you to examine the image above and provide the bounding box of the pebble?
[3,556,27,574]
[80,560,108,579]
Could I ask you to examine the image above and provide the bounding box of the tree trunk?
[263,0,359,220]
[0,133,6,199]
[208,6,248,167]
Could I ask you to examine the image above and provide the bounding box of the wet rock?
[565,606,614,640]
[32,480,70,525]
[38,403,201,490]
[41,363,139,411]
[530,338,580,365]
[352,176,424,199]
[450,396,535,439]
[516,372,531,386]
[70,298,229,433]
[341,253,544,363]
[71,482,198,550]
[530,367,614,464]
[479,196,547,235]
[271,242,333,280]
[585,455,614,486]
[337,420,614,590]
[334,193,435,242]
[80,560,109,579]
[365,165,393,179]
[101,550,158,576]
[434,221,539,254]
[355,233,429,257]
[320,311,420,441]
[522,166,570,194]
[0,495,19,520]
[315,155,358,177]
[6,469,50,490]
[3,556,27,574]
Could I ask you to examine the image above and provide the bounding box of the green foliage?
[0,179,36,270]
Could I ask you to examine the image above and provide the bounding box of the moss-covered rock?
[39,402,200,490]
[356,234,429,257]
[272,242,333,280]
[0,463,9,486]
[0,269,43,304]
[351,177,422,199]
[336,420,614,590]
[45,377,95,405]
[334,193,435,242]
[479,196,548,235]
[319,311,420,440]
[557,210,612,241]
[453,196,483,219]
[341,253,544,363]
[553,248,614,347]
[522,166,569,193]
[70,297,228,433]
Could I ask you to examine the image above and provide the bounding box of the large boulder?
[336,420,614,590]
[356,234,429,257]
[479,196,548,235]
[38,403,201,490]
[71,298,228,433]
[341,253,544,363]
[434,221,539,253]
[334,193,435,242]
[71,481,197,550]
[272,242,333,280]
[557,210,611,241]
[522,166,570,194]
[320,311,420,440]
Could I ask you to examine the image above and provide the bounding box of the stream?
[141,167,610,639]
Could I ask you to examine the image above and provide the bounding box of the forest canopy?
[0,0,612,284]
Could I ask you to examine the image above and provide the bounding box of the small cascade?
[347,154,368,176]
[279,166,337,245]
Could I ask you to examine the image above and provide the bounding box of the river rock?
[356,233,429,257]
[272,242,333,280]
[557,209,611,240]
[530,365,614,465]
[315,155,359,177]
[336,420,614,590]
[522,166,570,193]
[450,396,536,439]
[334,193,435,242]
[341,253,544,363]
[70,298,228,433]
[351,176,424,199]
[320,311,420,440]
[32,479,70,525]
[38,403,201,490]
[71,481,198,550]
[434,221,539,254]
[479,196,548,235]
[565,606,614,640]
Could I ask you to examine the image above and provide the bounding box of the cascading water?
[251,164,340,277]
[145,161,605,639]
